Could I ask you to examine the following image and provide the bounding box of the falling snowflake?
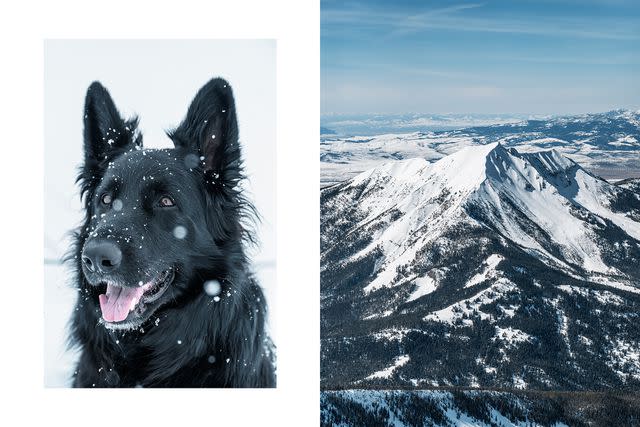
[173,225,187,239]
[203,280,221,296]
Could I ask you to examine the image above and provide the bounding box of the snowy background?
[44,40,277,387]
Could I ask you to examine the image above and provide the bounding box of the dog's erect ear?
[83,81,141,162]
[169,78,241,186]
[80,82,141,196]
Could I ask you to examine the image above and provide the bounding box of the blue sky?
[322,0,640,115]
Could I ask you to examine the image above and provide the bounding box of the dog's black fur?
[68,78,275,387]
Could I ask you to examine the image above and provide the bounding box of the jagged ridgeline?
[320,110,640,186]
[321,143,640,390]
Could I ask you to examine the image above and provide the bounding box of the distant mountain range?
[321,143,640,391]
[320,126,337,135]
[321,112,536,135]
[321,110,640,185]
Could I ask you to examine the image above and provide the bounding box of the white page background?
[1,0,319,425]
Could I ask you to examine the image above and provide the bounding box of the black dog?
[68,78,275,387]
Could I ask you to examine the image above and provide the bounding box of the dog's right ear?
[79,82,141,197]
[168,78,241,189]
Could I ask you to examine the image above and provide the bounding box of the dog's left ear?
[80,82,141,197]
[83,81,141,163]
[169,78,241,186]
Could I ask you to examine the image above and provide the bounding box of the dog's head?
[76,79,251,330]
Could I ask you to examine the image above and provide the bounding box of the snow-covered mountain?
[320,110,640,185]
[321,143,640,390]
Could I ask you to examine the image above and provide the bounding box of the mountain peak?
[427,142,573,197]
[521,148,576,175]
[428,142,506,194]
[346,143,584,220]
[329,143,640,292]
[436,142,580,196]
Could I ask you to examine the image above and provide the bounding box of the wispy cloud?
[322,3,640,40]
[323,61,475,79]
[408,3,485,19]
[488,54,640,66]
[392,3,485,36]
[321,1,640,114]
[397,17,638,41]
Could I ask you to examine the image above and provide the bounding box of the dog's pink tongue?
[98,284,144,322]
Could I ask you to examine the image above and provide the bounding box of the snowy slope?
[329,143,639,296]
[321,144,640,390]
[321,389,639,427]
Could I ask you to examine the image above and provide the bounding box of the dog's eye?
[101,193,113,205]
[159,196,175,207]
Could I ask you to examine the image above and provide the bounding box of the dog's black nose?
[82,240,122,273]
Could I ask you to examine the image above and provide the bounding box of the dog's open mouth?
[98,269,174,325]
